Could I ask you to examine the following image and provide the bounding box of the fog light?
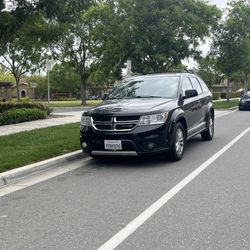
[148,143,155,150]
[81,125,87,131]
[82,142,87,148]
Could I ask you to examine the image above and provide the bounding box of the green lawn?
[213,99,239,109]
[49,100,102,107]
[0,123,81,173]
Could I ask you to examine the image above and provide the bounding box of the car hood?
[242,96,250,100]
[86,98,176,116]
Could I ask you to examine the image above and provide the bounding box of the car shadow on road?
[83,135,206,170]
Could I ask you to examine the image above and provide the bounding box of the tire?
[201,113,214,141]
[168,122,185,161]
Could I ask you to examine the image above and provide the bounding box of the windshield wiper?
[135,95,164,98]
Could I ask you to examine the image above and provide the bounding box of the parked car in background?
[80,73,214,161]
[239,91,250,110]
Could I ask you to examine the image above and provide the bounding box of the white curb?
[0,150,85,188]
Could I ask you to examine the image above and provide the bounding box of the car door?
[189,77,206,129]
[180,77,199,132]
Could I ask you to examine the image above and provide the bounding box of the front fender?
[167,108,187,147]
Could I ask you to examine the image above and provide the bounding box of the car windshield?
[108,76,180,99]
[245,91,250,96]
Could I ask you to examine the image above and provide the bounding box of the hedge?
[212,92,220,100]
[220,92,227,99]
[0,108,47,125]
[0,102,51,115]
[230,92,242,98]
[52,98,78,101]
[221,92,241,99]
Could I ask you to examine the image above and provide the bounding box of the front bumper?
[80,122,174,156]
[239,102,250,110]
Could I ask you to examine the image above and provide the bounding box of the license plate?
[104,140,122,150]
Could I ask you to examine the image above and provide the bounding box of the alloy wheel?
[175,128,184,156]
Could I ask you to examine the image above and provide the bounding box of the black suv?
[80,73,214,161]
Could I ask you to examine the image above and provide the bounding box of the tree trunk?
[15,76,20,101]
[245,73,248,92]
[80,66,87,106]
[226,74,230,102]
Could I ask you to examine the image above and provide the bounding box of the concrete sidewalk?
[0,109,232,137]
[0,107,88,137]
[213,97,240,102]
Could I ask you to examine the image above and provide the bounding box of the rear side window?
[190,77,203,95]
[197,77,209,92]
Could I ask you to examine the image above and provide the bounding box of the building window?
[21,90,26,98]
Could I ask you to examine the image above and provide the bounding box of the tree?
[196,56,223,87]
[212,0,250,100]
[51,2,111,105]
[110,0,221,74]
[0,0,37,54]
[0,67,15,82]
[24,74,47,99]
[38,0,221,104]
[49,63,81,97]
[0,14,44,101]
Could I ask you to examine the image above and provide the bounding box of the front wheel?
[168,122,185,161]
[201,113,214,141]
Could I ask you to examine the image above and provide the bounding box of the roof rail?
[132,69,195,75]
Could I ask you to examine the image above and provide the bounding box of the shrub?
[220,92,241,99]
[11,97,31,102]
[212,92,220,100]
[0,108,47,125]
[220,92,227,99]
[52,98,78,101]
[230,92,241,98]
[0,102,52,115]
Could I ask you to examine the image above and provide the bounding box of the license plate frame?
[104,140,122,151]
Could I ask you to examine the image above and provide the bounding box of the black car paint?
[239,94,250,110]
[80,73,213,157]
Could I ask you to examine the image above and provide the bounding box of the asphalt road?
[1,110,250,250]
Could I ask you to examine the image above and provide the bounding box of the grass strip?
[213,99,239,109]
[0,123,81,173]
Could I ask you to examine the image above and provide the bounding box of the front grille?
[92,116,139,132]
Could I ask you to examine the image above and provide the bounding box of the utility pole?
[45,59,54,104]
[126,59,132,78]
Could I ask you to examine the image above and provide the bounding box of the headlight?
[81,115,92,126]
[240,99,246,103]
[139,112,168,126]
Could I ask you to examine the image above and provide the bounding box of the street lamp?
[45,59,54,104]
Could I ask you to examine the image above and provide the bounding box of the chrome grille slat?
[92,116,139,132]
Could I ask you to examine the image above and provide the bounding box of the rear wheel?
[168,122,185,161]
[201,113,214,141]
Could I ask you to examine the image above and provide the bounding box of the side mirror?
[183,89,198,99]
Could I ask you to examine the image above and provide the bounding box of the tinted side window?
[197,77,209,92]
[181,78,193,93]
[190,77,203,95]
